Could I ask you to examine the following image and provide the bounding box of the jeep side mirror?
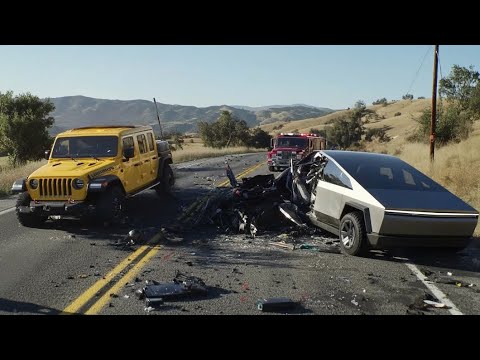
[123,147,134,160]
[44,149,50,160]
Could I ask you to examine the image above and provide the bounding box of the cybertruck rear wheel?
[16,192,48,228]
[339,211,368,256]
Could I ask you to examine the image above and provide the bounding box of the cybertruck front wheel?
[339,211,368,256]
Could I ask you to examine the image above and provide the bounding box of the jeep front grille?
[39,178,73,197]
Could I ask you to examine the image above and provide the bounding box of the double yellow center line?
[62,161,264,315]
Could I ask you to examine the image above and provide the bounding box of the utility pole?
[153,98,163,139]
[430,45,439,162]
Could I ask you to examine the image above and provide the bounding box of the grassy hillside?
[261,99,431,137]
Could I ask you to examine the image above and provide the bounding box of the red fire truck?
[267,133,326,171]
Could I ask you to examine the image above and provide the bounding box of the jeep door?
[145,132,159,182]
[135,133,155,185]
[121,136,142,192]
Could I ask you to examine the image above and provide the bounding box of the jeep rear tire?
[339,211,368,256]
[156,163,174,196]
[97,186,125,224]
[16,192,48,228]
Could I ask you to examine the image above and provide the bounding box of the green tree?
[410,106,472,145]
[198,111,249,148]
[247,128,271,148]
[310,128,326,137]
[327,116,364,149]
[365,126,391,142]
[372,98,388,106]
[402,94,414,100]
[0,91,55,166]
[439,65,480,114]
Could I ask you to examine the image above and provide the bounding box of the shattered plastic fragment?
[423,300,448,308]
[257,297,297,312]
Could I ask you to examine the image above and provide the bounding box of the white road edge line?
[404,262,463,315]
[0,207,15,216]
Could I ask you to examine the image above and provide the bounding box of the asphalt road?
[1,152,479,315]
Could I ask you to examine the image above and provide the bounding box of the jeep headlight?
[72,178,85,189]
[29,179,39,189]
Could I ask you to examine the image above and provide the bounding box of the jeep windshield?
[276,137,307,148]
[51,136,118,159]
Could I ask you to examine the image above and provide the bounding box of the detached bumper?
[17,201,91,216]
[367,233,472,248]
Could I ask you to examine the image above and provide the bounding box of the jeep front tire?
[97,186,126,224]
[16,192,48,228]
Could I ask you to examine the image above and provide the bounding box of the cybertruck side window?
[323,161,352,189]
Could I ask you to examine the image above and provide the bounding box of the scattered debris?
[138,272,208,308]
[135,289,145,300]
[420,268,434,277]
[351,299,359,306]
[145,297,164,308]
[423,300,449,309]
[123,295,130,299]
[270,242,295,250]
[408,292,441,313]
[257,297,298,312]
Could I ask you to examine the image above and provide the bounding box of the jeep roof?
[56,125,153,137]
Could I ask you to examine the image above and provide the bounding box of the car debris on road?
[137,272,208,310]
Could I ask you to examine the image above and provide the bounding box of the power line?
[405,46,432,96]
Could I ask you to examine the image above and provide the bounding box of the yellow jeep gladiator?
[11,125,173,227]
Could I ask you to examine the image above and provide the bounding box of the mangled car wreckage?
[165,150,478,257]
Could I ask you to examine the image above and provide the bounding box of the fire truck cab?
[267,133,326,172]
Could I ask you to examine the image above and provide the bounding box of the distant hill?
[48,96,335,135]
[260,98,432,142]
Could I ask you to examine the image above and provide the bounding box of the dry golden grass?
[261,99,432,140]
[0,158,46,196]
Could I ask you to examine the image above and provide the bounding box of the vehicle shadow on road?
[363,237,480,275]
[0,298,61,315]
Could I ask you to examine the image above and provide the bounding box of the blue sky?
[1,45,479,109]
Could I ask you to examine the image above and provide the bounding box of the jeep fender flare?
[88,175,125,194]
